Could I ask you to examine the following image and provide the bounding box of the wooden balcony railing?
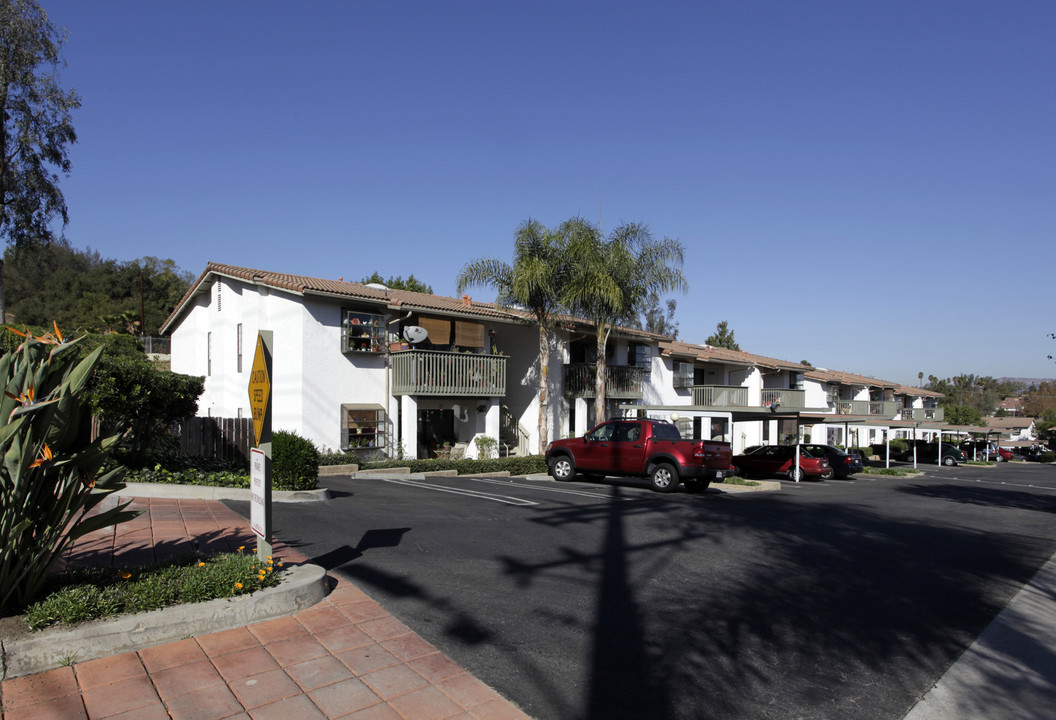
[760,389,807,408]
[563,364,644,399]
[691,385,749,407]
[834,400,899,417]
[899,407,945,422]
[391,350,506,397]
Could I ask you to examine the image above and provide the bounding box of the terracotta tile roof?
[893,385,945,399]
[658,340,809,371]
[804,368,900,389]
[160,262,527,333]
[987,416,1035,430]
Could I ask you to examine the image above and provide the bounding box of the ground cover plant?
[23,548,283,630]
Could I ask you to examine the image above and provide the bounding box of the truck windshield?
[651,423,682,440]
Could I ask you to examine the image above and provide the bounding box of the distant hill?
[1000,377,1056,391]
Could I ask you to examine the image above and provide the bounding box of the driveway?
[224,464,1056,720]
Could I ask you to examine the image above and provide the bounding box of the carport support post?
[912,424,918,469]
[795,443,801,482]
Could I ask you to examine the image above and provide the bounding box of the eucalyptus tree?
[457,219,569,453]
[560,217,687,426]
[0,0,80,320]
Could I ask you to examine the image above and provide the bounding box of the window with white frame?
[673,361,694,388]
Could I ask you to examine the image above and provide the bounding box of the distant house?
[987,416,1037,444]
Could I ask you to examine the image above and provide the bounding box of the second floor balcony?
[834,400,900,417]
[898,407,945,422]
[563,363,644,399]
[391,350,506,397]
[689,386,807,409]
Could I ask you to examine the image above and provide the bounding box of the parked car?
[730,445,831,482]
[901,442,967,466]
[1013,445,1052,462]
[996,446,1014,461]
[959,440,999,461]
[801,444,863,478]
[545,418,732,493]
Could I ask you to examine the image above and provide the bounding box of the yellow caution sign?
[248,334,271,448]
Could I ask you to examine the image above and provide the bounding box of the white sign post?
[250,447,267,539]
[248,331,273,561]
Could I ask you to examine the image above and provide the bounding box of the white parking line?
[464,477,634,500]
[383,478,539,506]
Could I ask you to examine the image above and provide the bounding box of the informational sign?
[247,330,273,559]
[250,447,267,538]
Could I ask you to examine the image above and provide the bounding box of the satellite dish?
[403,326,428,344]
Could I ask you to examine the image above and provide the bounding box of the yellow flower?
[198,562,206,567]
[118,571,132,580]
[234,582,243,589]
[237,546,245,552]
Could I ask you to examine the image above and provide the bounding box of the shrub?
[0,326,138,611]
[272,430,319,491]
[1039,452,1055,463]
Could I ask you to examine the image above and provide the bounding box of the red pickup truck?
[545,418,733,493]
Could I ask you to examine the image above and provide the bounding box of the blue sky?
[41,1,1055,385]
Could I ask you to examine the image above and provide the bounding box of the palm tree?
[560,218,687,426]
[456,219,568,454]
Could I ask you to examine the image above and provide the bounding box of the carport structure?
[620,403,982,472]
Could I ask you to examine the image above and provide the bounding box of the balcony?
[391,350,506,397]
[691,385,749,407]
[898,407,945,422]
[760,389,807,408]
[834,400,899,417]
[563,364,644,399]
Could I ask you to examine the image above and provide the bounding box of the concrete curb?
[0,564,328,680]
[714,480,781,493]
[523,473,781,493]
[117,483,330,503]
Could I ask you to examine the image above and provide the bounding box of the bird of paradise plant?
[0,324,139,610]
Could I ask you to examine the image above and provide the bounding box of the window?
[342,310,385,353]
[207,332,212,376]
[342,405,386,450]
[826,385,838,403]
[628,342,651,369]
[673,361,694,388]
[236,324,243,373]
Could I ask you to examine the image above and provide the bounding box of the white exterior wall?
[171,279,392,454]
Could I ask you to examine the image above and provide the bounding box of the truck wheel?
[649,463,680,493]
[549,455,576,481]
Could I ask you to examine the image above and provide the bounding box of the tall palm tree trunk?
[595,326,609,426]
[537,323,550,454]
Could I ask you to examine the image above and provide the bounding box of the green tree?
[457,219,569,453]
[944,403,984,426]
[705,321,740,351]
[0,0,80,322]
[4,245,192,333]
[560,218,687,426]
[360,271,433,294]
[638,290,679,339]
[1023,381,1056,419]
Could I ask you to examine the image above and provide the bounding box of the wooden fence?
[179,417,253,461]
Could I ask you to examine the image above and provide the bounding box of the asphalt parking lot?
[226,462,1056,720]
